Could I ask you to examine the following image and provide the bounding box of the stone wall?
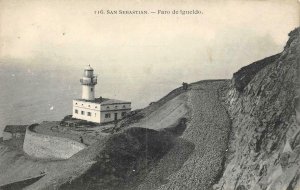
[23,124,86,159]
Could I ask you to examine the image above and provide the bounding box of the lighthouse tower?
[80,65,97,100]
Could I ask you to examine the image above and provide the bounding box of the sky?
[0,0,299,108]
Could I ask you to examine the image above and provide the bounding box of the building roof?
[101,99,131,105]
[4,125,27,133]
[74,97,131,105]
[84,65,94,71]
[74,97,108,104]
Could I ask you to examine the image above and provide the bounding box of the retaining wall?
[23,124,86,159]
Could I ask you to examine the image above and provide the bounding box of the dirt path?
[130,93,189,130]
[138,81,231,190]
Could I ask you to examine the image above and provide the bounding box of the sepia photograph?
[0,0,299,189]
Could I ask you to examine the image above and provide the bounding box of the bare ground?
[129,93,189,130]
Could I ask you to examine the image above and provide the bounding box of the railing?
[80,76,97,85]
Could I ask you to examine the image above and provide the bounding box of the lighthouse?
[72,66,132,124]
[80,65,97,100]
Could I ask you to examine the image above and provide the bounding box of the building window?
[88,105,90,107]
[81,111,85,115]
[95,106,97,108]
[87,112,91,116]
[115,105,118,108]
[91,88,93,92]
[106,106,110,109]
[105,113,111,118]
[75,103,78,105]
[121,112,126,117]
[123,105,126,108]
[75,109,78,114]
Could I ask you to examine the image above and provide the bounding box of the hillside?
[0,27,299,190]
[15,79,230,190]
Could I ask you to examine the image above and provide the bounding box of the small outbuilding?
[3,125,27,141]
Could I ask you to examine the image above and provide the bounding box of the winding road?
[138,80,231,190]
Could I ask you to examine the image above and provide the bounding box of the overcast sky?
[0,0,299,107]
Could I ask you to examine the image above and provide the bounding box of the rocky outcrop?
[214,27,300,190]
[233,54,280,92]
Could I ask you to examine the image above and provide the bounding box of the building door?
[114,113,118,121]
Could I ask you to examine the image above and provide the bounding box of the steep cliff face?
[215,28,300,190]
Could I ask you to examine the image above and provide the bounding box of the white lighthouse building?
[72,65,131,123]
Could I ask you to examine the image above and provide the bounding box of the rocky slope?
[214,27,300,190]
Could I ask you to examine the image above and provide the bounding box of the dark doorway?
[114,113,118,121]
